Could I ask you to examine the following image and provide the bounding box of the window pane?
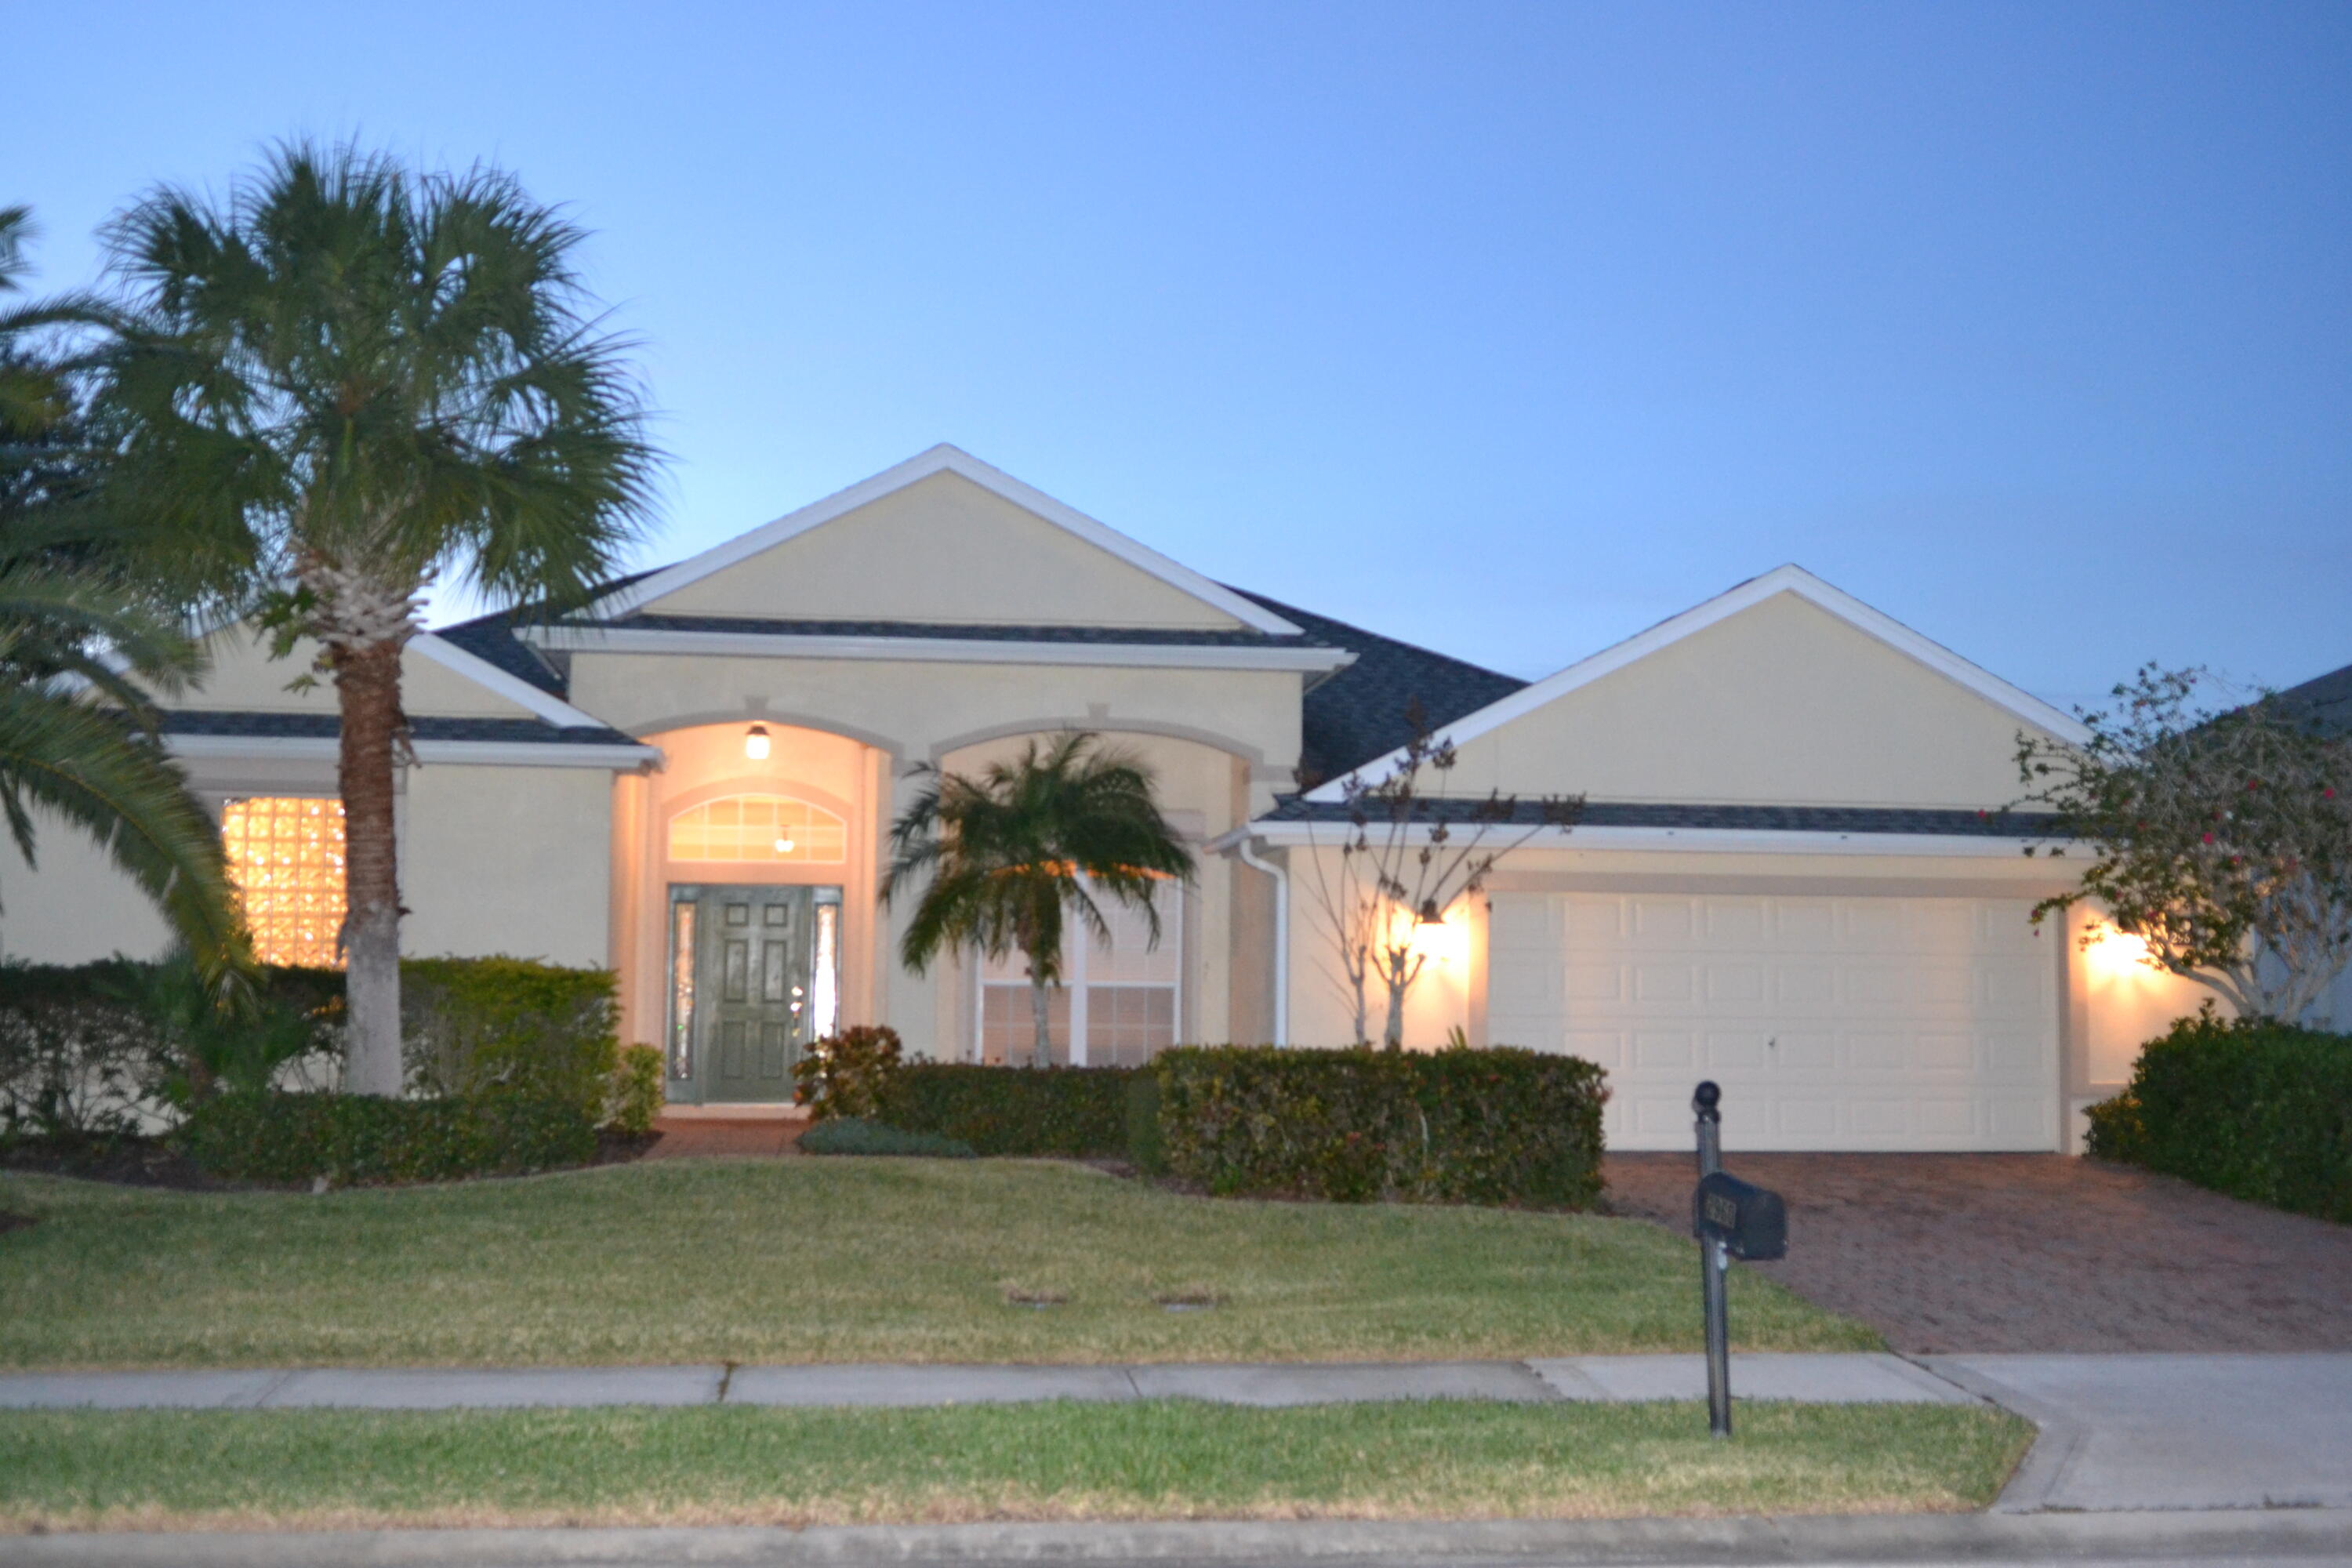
[980,984,1070,1065]
[666,794,848,864]
[220,797,347,967]
[1084,984,1177,1067]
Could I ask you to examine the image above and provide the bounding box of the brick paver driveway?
[1604,1152,2352,1353]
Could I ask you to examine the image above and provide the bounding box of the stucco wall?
[0,804,175,963]
[644,471,1243,629]
[1436,592,2060,808]
[400,765,614,965]
[179,625,543,718]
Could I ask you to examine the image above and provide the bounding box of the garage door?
[1486,892,2059,1151]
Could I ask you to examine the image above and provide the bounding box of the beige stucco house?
[6,445,2215,1151]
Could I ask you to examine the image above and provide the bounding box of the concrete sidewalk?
[0,1352,1969,1411]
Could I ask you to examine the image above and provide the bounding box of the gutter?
[1229,835,1289,1047]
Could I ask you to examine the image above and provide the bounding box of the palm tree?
[74,145,659,1094]
[884,732,1195,1069]
[0,212,245,975]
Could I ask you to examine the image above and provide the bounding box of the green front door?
[666,884,842,1103]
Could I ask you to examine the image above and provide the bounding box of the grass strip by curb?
[0,1399,2031,1534]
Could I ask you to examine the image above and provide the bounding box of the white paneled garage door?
[1486,892,2059,1151]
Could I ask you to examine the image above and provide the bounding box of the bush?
[605,1044,665,1134]
[1155,1044,1608,1208]
[1125,1071,1166,1174]
[793,1025,904,1120]
[401,958,619,1122]
[876,1063,1134,1156]
[0,960,167,1139]
[2085,1007,2352,1222]
[180,1091,598,1186]
[797,1116,975,1158]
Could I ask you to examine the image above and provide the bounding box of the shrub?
[605,1044,665,1134]
[797,1116,975,1158]
[180,1091,597,1186]
[793,1025,904,1120]
[1125,1070,1166,1174]
[2085,1007,2352,1222]
[0,973,160,1141]
[1155,1044,1608,1208]
[876,1063,1134,1156]
[401,957,619,1121]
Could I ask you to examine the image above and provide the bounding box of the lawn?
[0,1399,2031,1531]
[0,1159,1875,1368]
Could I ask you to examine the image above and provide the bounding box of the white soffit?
[585,445,1305,637]
[1301,564,2092,803]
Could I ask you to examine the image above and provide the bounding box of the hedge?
[1154,1045,1608,1208]
[2085,1010,2352,1222]
[401,957,619,1123]
[877,1063,1134,1156]
[180,1091,599,1186]
[799,1116,976,1158]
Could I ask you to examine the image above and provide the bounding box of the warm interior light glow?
[773,837,795,854]
[743,724,771,760]
[669,794,846,863]
[220,796,347,967]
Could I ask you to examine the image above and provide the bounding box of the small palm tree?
[884,732,1194,1069]
[74,144,659,1094]
[0,207,244,978]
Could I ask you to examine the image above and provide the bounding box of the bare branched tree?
[1297,706,1581,1046]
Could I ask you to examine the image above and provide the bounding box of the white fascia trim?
[1237,818,2049,859]
[167,735,659,770]
[409,633,605,728]
[1302,564,2092,803]
[522,623,1355,673]
[586,445,1303,637]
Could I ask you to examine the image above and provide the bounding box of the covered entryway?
[1486,891,2060,1150]
[666,884,844,1103]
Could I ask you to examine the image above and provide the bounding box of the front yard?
[0,1400,2030,1531]
[0,1157,1875,1368]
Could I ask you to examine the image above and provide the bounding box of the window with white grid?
[976,879,1181,1066]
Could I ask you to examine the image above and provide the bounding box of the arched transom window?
[668,794,848,864]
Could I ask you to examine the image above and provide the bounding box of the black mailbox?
[1692,1171,1787,1261]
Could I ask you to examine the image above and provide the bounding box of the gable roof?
[2277,659,2352,738]
[581,445,1304,636]
[1301,564,2093,803]
[1224,587,1527,785]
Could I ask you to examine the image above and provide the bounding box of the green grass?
[0,1159,1876,1369]
[0,1400,2031,1532]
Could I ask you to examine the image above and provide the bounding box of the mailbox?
[1692,1171,1787,1261]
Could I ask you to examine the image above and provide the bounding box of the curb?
[5,1509,2351,1567]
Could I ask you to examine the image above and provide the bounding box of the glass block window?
[978,879,1180,1067]
[667,795,847,864]
[220,796,347,968]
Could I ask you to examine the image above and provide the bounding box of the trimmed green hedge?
[877,1064,1134,1157]
[180,1091,598,1186]
[2086,1011,2352,1222]
[1155,1045,1608,1208]
[401,957,619,1123]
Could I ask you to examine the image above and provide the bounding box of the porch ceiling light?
[744,724,771,760]
[773,837,796,854]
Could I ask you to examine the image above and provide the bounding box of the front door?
[666,884,842,1103]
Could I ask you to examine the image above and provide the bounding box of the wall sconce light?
[743,724,771,760]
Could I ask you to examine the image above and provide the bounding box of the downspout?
[1232,836,1289,1047]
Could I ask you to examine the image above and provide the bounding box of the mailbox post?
[1689,1081,1788,1439]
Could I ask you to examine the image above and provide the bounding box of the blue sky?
[11,2,2347,710]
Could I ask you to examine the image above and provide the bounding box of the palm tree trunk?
[336,638,405,1096]
[1029,971,1054,1069]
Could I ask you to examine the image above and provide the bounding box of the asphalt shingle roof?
[1222,587,1529,786]
[161,711,644,748]
[1258,795,2067,838]
[2276,659,2352,739]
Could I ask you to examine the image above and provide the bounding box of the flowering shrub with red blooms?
[2015,666,2352,1021]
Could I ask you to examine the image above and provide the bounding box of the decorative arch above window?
[667,794,848,865]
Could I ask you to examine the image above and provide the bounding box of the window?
[978,880,1181,1066]
[220,797,347,967]
[667,794,847,864]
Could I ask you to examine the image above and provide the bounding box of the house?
[8,445,2221,1150]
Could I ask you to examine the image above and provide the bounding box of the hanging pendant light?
[744,724,771,760]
